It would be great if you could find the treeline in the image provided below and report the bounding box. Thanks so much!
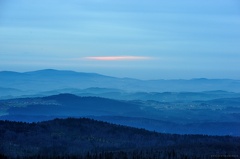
[0,118,239,158]
[0,150,211,159]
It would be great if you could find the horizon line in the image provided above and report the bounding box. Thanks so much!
[0,69,238,81]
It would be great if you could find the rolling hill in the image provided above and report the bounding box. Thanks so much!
[1,94,240,136]
[1,69,240,97]
[0,118,239,158]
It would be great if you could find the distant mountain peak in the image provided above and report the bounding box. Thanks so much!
[24,69,112,78]
[25,69,77,74]
[1,69,240,92]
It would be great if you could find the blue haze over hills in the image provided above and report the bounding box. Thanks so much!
[1,69,240,98]
[1,0,240,157]
[0,69,240,136]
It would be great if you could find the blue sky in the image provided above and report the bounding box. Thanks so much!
[0,0,240,79]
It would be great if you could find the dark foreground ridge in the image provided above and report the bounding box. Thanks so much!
[0,118,239,159]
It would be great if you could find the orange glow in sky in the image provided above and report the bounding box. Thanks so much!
[84,56,151,61]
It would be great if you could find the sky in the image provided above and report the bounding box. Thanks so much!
[0,0,240,79]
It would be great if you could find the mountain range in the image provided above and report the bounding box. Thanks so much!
[1,69,240,99]
[1,69,240,157]
[1,93,240,136]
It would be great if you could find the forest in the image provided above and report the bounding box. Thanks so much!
[0,118,239,159]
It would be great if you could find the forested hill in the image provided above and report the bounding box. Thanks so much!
[0,118,239,159]
[6,93,144,117]
[2,93,240,136]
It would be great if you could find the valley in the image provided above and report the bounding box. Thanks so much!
[0,69,240,158]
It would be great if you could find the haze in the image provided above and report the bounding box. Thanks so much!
[0,0,240,79]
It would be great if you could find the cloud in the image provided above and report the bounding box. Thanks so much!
[83,56,152,61]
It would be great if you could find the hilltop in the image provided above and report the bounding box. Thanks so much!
[0,117,239,158]
[1,69,240,95]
